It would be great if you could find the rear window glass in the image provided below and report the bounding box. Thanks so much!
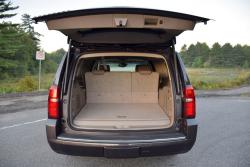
[108,63,138,72]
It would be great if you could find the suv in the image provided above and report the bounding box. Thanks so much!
[34,7,208,158]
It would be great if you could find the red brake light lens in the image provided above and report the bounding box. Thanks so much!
[183,85,196,118]
[48,85,60,119]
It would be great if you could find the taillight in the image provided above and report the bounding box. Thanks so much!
[183,85,196,118]
[48,85,60,119]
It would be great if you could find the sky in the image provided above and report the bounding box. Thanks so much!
[7,0,250,52]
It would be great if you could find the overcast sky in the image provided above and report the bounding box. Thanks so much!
[8,0,250,52]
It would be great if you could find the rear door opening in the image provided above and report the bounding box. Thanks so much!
[69,52,175,130]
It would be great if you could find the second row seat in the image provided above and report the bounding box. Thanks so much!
[85,65,159,103]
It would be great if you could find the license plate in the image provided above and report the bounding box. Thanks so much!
[104,147,139,158]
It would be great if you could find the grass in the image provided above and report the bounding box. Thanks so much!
[0,73,55,94]
[187,68,250,90]
[1,68,250,94]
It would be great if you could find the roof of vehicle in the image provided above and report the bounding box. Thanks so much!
[33,7,209,23]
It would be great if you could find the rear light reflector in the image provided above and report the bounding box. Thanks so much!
[48,85,60,119]
[183,85,196,118]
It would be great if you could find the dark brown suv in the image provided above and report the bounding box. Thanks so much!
[34,7,209,158]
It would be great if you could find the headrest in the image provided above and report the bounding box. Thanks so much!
[99,64,110,72]
[92,64,110,75]
[92,70,105,75]
[135,65,152,74]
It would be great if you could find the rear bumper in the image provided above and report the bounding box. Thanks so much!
[46,119,197,158]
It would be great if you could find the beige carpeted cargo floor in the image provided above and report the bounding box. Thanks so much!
[73,103,170,130]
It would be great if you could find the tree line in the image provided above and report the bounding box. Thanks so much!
[180,42,250,68]
[0,0,65,80]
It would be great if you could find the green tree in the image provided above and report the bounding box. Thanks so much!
[209,42,222,67]
[0,1,41,79]
[0,0,22,79]
[21,14,34,33]
[0,0,18,19]
[232,44,245,67]
[42,48,66,73]
[193,42,210,67]
[220,43,233,67]
[179,42,250,68]
[17,14,41,75]
[180,43,210,67]
[179,44,188,64]
[47,48,66,64]
[21,14,41,41]
[242,45,250,68]
[181,44,187,51]
[192,57,203,67]
[183,44,196,67]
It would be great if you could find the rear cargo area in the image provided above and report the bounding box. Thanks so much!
[74,103,170,130]
[70,53,174,130]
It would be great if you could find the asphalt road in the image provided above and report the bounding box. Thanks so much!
[0,96,250,167]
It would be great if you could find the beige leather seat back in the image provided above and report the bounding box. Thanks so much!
[85,71,131,103]
[85,65,159,104]
[132,65,159,103]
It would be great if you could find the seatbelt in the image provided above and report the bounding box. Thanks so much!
[100,57,107,71]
